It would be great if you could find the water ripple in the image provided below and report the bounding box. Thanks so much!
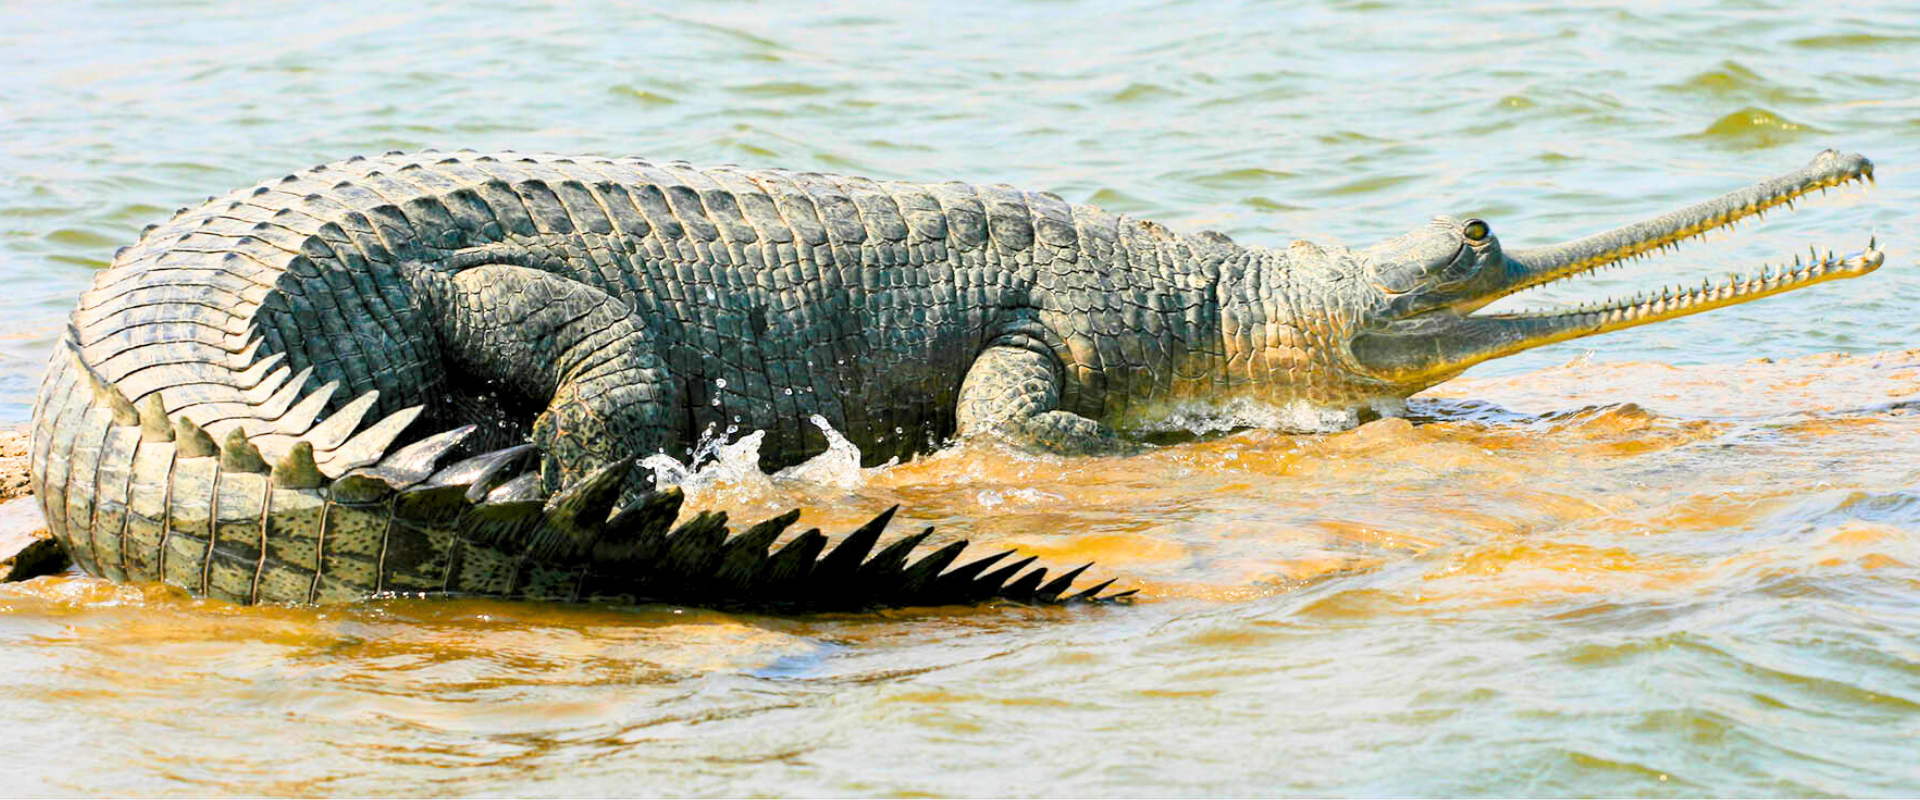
[3,0,1919,795]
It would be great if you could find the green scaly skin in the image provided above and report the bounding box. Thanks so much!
[27,148,1881,608]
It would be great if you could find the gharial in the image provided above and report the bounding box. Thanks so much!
[27,147,1882,610]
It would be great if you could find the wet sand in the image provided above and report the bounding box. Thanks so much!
[1,428,30,504]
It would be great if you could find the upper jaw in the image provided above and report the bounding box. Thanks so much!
[1351,149,1882,388]
[1494,149,1874,302]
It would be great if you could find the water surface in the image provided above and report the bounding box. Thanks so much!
[2,0,1917,795]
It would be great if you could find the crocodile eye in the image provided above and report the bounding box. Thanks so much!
[1462,219,1491,243]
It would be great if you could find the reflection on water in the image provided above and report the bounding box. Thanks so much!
[5,351,1918,795]
[4,0,1920,794]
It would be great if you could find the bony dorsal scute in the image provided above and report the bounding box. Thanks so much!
[173,417,218,458]
[542,457,635,534]
[137,394,173,443]
[272,441,325,490]
[219,428,269,474]
[68,342,138,427]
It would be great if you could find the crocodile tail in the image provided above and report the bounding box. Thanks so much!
[33,334,432,603]
[377,440,1137,610]
[34,337,1132,610]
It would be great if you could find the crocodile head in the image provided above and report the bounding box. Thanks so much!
[1345,149,1882,396]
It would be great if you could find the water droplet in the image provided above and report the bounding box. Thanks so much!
[715,378,728,389]
[783,387,793,395]
[710,397,720,406]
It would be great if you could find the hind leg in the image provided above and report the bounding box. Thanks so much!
[413,265,680,495]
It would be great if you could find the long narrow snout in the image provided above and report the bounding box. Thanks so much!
[1352,150,1882,386]
[1500,150,1874,294]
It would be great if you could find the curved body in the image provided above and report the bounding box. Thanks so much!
[28,149,1880,608]
[69,152,1372,464]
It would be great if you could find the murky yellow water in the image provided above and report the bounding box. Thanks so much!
[6,352,1917,795]
[3,0,1918,795]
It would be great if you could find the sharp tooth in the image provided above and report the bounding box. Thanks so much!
[1869,235,1877,250]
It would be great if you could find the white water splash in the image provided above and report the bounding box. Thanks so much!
[641,415,890,497]
[640,423,775,496]
[771,415,875,488]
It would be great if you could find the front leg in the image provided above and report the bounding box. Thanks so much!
[955,344,1140,456]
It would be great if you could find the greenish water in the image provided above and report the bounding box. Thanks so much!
[2,0,1918,796]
